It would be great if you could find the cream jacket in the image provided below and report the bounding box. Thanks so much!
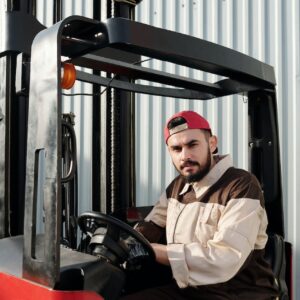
[145,155,268,288]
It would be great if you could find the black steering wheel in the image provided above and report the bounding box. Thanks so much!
[78,211,155,270]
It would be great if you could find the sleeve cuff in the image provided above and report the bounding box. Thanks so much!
[167,243,189,288]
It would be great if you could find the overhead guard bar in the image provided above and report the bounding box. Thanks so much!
[74,55,265,99]
[59,17,276,90]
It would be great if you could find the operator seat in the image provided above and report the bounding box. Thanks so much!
[264,233,289,300]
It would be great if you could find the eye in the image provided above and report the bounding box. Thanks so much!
[188,142,198,148]
[171,146,181,152]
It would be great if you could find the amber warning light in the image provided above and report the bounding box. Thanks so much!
[61,63,76,89]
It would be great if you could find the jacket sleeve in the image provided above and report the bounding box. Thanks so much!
[134,192,168,242]
[144,191,168,227]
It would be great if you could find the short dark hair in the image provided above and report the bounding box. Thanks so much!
[167,116,186,129]
[168,116,212,141]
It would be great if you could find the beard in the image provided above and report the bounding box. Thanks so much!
[178,148,212,183]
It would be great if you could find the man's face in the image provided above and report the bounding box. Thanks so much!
[167,129,217,182]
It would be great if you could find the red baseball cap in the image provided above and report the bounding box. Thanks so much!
[164,111,211,143]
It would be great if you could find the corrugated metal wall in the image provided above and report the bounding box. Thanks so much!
[135,0,250,206]
[36,0,299,297]
[135,2,300,298]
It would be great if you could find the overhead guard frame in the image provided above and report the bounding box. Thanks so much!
[24,15,283,288]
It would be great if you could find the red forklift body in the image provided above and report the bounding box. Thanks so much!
[0,272,103,300]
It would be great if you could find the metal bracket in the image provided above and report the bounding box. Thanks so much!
[114,0,142,6]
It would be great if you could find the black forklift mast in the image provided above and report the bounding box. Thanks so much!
[0,0,138,237]
[0,0,45,238]
[93,0,141,217]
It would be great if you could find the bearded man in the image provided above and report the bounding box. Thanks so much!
[121,111,278,300]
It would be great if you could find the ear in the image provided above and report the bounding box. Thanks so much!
[209,135,218,153]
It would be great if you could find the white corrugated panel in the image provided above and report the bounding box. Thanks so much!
[135,0,249,206]
[35,0,299,297]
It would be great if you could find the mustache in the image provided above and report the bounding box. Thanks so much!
[180,160,200,170]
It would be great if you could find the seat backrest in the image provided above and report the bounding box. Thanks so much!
[264,234,289,299]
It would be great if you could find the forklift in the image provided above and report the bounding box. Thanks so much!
[0,0,292,299]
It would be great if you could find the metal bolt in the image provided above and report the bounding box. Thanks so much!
[249,142,254,148]
[268,141,272,146]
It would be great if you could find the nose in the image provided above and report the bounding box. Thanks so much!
[180,147,191,161]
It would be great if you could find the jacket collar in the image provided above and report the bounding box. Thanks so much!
[179,155,233,198]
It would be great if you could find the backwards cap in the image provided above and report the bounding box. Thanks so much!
[164,111,211,143]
